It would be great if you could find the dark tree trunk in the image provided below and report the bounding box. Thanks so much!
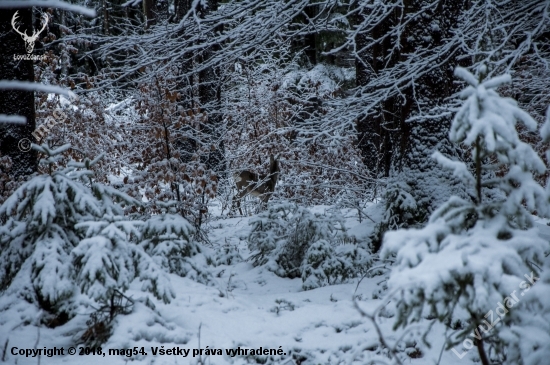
[354,4,377,174]
[143,0,158,28]
[355,0,468,177]
[102,0,109,35]
[172,0,196,163]
[0,8,37,178]
[197,0,226,177]
[397,0,468,170]
[304,4,317,65]
[174,0,192,22]
[289,2,318,67]
[354,3,397,177]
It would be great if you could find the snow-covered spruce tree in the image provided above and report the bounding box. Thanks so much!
[499,107,550,364]
[70,153,175,345]
[73,206,174,307]
[0,144,99,323]
[140,201,212,284]
[380,67,550,365]
[302,237,373,291]
[248,202,371,289]
[369,181,426,252]
[0,144,174,330]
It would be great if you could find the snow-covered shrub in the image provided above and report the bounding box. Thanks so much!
[302,239,372,290]
[140,201,234,285]
[213,243,243,266]
[248,203,345,277]
[370,181,424,252]
[0,144,174,332]
[301,239,338,290]
[248,203,371,289]
[381,67,550,365]
[248,202,294,269]
[269,298,295,315]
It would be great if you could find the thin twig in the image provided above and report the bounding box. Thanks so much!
[34,324,41,365]
[2,338,9,362]
[353,289,404,365]
[436,328,449,365]
[353,264,389,297]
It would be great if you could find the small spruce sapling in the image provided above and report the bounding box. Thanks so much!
[73,204,175,306]
[70,156,176,345]
[498,106,550,364]
[140,201,196,270]
[0,144,101,321]
[381,66,550,365]
[0,143,176,333]
[140,201,211,284]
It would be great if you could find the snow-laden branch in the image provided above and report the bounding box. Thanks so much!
[69,0,311,90]
[0,114,26,125]
[0,81,77,100]
[54,0,550,149]
[0,0,96,17]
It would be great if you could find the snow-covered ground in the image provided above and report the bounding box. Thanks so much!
[2,202,548,365]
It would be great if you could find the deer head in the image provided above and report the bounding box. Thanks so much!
[12,11,49,54]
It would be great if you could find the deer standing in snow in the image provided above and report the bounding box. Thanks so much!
[232,155,280,215]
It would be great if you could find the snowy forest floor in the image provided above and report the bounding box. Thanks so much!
[2,201,550,365]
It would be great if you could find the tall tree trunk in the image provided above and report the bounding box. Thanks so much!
[354,3,397,177]
[143,0,157,28]
[354,3,377,174]
[356,0,468,178]
[175,0,191,22]
[0,8,37,179]
[398,0,468,170]
[172,0,196,163]
[197,0,226,176]
[304,3,317,65]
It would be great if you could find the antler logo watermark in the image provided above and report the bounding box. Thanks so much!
[11,11,48,60]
